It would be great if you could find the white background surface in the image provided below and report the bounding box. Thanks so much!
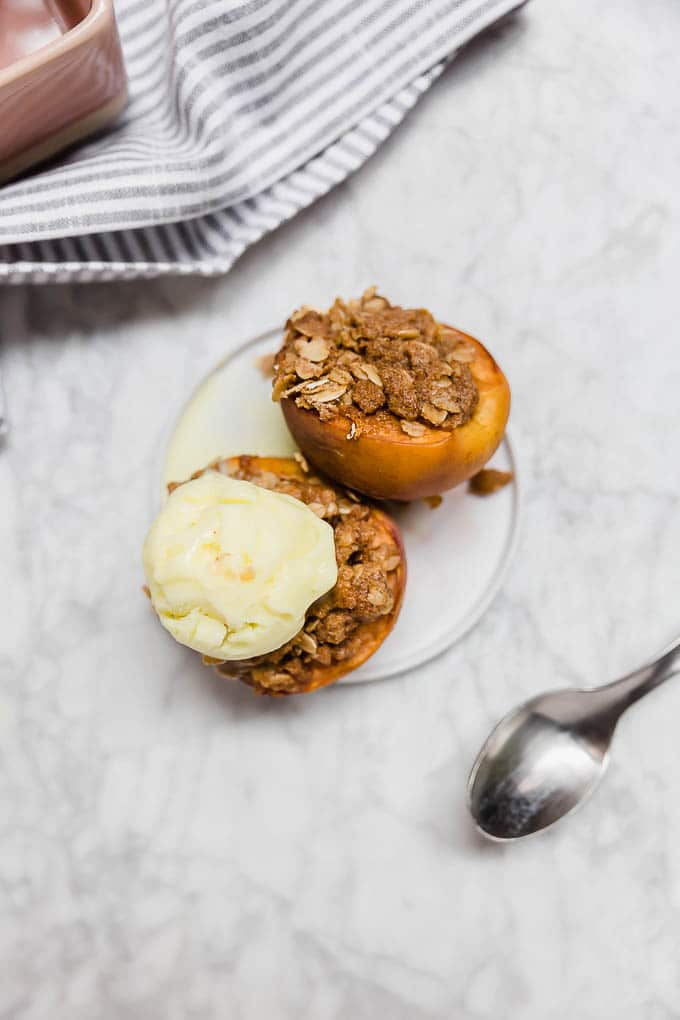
[3,1,680,1016]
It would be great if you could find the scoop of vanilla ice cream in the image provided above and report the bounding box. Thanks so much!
[143,471,337,660]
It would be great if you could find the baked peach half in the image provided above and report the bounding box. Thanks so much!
[192,455,406,695]
[273,290,510,501]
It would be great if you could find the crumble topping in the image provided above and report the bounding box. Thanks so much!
[183,456,403,695]
[468,468,514,496]
[256,351,276,377]
[424,495,443,510]
[272,288,479,437]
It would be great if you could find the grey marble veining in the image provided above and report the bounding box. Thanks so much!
[2,1,680,1017]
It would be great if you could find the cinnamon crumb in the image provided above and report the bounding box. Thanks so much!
[424,495,443,509]
[256,352,276,378]
[272,290,479,433]
[468,469,513,496]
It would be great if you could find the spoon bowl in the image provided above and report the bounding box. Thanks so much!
[467,690,615,840]
[467,636,680,841]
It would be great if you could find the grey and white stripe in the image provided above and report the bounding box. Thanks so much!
[0,0,524,284]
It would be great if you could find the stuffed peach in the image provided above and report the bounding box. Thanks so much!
[273,289,510,501]
[185,455,406,695]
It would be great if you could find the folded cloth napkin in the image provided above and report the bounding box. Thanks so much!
[0,0,524,285]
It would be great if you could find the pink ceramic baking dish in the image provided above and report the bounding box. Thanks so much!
[0,0,127,183]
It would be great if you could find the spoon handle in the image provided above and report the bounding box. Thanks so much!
[602,635,680,713]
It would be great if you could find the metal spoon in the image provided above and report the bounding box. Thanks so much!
[467,636,680,841]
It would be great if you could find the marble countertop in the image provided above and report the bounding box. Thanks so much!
[3,1,680,1016]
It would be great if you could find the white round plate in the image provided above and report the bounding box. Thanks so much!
[163,329,519,684]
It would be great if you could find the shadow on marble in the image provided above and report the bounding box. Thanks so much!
[3,274,219,352]
[452,1,531,83]
[187,652,366,724]
[458,810,513,855]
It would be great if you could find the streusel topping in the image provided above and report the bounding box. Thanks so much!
[273,288,479,438]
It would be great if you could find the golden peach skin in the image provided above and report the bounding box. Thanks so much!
[280,327,510,502]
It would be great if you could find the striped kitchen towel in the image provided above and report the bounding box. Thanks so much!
[0,0,525,285]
